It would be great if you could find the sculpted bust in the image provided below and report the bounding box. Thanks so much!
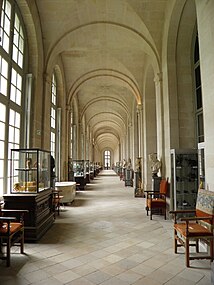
[149,153,161,176]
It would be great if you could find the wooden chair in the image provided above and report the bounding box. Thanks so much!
[52,189,64,217]
[0,207,28,266]
[145,178,168,220]
[170,188,214,267]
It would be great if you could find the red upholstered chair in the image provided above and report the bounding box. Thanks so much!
[170,188,214,267]
[0,206,28,266]
[145,178,168,220]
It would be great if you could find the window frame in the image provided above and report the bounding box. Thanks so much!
[0,0,26,196]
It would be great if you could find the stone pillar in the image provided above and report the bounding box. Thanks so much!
[154,73,164,162]
[127,121,131,159]
[118,142,121,162]
[73,124,77,160]
[136,104,143,157]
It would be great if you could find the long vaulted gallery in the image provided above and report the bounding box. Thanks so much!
[0,0,214,284]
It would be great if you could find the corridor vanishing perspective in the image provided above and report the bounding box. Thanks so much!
[0,171,212,285]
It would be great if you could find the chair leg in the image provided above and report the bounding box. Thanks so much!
[146,206,149,216]
[210,238,214,262]
[174,230,178,254]
[196,240,199,253]
[6,238,11,267]
[185,238,190,267]
[21,230,24,254]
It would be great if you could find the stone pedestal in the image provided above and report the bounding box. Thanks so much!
[152,176,161,192]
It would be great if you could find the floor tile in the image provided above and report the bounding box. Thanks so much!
[0,170,212,285]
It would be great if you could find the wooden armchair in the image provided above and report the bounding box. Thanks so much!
[0,207,28,266]
[170,188,214,267]
[52,189,64,217]
[145,178,168,220]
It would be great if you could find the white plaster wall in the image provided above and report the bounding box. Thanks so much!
[195,0,214,191]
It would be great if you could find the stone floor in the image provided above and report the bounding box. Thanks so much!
[0,170,212,284]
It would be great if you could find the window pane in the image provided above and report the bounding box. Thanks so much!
[195,66,201,88]
[19,34,24,52]
[12,46,18,62]
[15,128,19,143]
[17,70,22,89]
[0,77,7,95]
[16,90,21,105]
[18,53,23,67]
[11,68,16,85]
[0,160,4,176]
[1,57,8,77]
[194,36,199,63]
[2,34,9,52]
[14,13,20,30]
[9,109,15,125]
[15,111,20,128]
[0,142,5,159]
[0,179,3,196]
[5,1,11,17]
[4,15,10,35]
[0,103,6,122]
[0,0,11,54]
[196,87,202,110]
[0,122,5,140]
[10,69,22,105]
[197,113,204,143]
[51,108,55,118]
[10,85,16,102]
[8,126,14,142]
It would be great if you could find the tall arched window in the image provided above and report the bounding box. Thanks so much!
[0,0,26,195]
[194,33,204,143]
[104,150,110,169]
[194,31,205,188]
[50,73,57,159]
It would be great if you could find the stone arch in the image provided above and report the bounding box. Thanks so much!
[162,0,197,179]
[68,69,142,106]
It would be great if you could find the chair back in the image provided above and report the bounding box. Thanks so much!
[159,179,168,194]
[196,188,214,228]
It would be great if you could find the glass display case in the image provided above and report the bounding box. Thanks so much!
[90,161,94,180]
[10,148,51,194]
[171,149,198,211]
[125,168,133,187]
[85,159,90,183]
[73,160,86,178]
[198,142,205,189]
[73,160,86,190]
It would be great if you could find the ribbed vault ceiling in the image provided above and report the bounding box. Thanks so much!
[36,0,167,153]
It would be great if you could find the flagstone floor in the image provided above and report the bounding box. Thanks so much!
[0,170,212,284]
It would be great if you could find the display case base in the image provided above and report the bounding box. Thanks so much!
[3,189,54,242]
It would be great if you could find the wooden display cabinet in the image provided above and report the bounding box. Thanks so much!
[73,160,86,190]
[171,149,198,212]
[3,148,54,241]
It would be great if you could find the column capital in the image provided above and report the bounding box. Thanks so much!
[136,103,143,113]
[66,104,72,112]
[44,72,51,84]
[154,72,163,84]
[128,121,132,128]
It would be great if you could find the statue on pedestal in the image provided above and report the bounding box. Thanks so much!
[122,159,127,168]
[149,153,161,177]
[127,158,132,169]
